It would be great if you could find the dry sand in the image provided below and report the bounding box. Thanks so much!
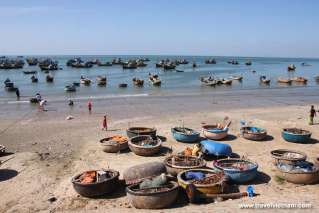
[0,100,319,212]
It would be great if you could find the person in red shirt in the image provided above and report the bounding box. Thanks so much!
[102,115,107,131]
[87,101,92,113]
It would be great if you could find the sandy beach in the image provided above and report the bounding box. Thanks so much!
[0,91,319,213]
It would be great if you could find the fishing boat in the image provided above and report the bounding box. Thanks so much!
[245,61,252,66]
[123,62,137,69]
[163,63,176,70]
[277,77,292,84]
[149,74,161,86]
[73,82,80,87]
[26,57,38,66]
[31,75,38,83]
[287,64,296,71]
[175,69,184,72]
[80,76,91,85]
[202,123,230,140]
[260,76,270,84]
[96,76,107,86]
[199,77,216,86]
[118,83,127,88]
[240,126,267,141]
[126,181,179,209]
[171,127,200,143]
[213,158,258,183]
[291,76,307,83]
[281,128,311,143]
[97,61,112,66]
[132,78,144,87]
[164,155,206,176]
[65,85,76,92]
[23,70,37,74]
[205,59,216,64]
[270,149,307,165]
[71,169,120,197]
[128,135,162,156]
[301,62,311,66]
[231,75,243,81]
[275,161,319,184]
[46,75,54,83]
[222,78,232,85]
[126,127,157,138]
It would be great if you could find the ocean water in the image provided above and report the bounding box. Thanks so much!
[1,55,319,103]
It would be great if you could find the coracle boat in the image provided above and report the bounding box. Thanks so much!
[123,62,137,69]
[123,162,166,185]
[71,169,120,197]
[128,135,162,156]
[46,75,54,83]
[177,169,225,195]
[64,85,76,92]
[163,63,176,70]
[23,70,37,74]
[171,127,200,143]
[275,161,319,184]
[260,76,270,84]
[214,158,258,183]
[270,149,307,165]
[31,75,38,83]
[202,124,229,140]
[99,135,128,153]
[245,61,252,66]
[240,126,267,141]
[277,77,292,84]
[80,77,91,85]
[281,128,311,143]
[118,83,127,88]
[96,76,107,86]
[132,78,144,87]
[149,74,161,86]
[205,59,216,64]
[287,64,296,71]
[291,76,307,83]
[126,181,179,209]
[127,127,157,138]
[164,155,206,176]
[200,140,232,157]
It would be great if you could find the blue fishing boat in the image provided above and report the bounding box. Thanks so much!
[281,128,311,143]
[214,158,258,183]
[200,140,232,157]
[171,127,200,143]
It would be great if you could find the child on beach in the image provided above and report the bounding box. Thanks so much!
[87,101,92,113]
[102,115,107,131]
[309,105,317,125]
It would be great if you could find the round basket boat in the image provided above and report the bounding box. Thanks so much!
[126,127,157,138]
[129,135,162,156]
[270,149,307,165]
[71,169,120,197]
[202,125,228,140]
[213,158,258,183]
[177,169,225,194]
[281,128,311,143]
[123,162,167,185]
[99,136,128,153]
[126,181,179,209]
[171,127,200,143]
[164,155,206,176]
[275,162,319,184]
[240,126,267,141]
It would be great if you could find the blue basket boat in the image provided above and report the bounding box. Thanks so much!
[281,128,311,143]
[171,127,200,143]
[200,140,232,157]
[213,158,258,183]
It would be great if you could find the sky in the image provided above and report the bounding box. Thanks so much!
[0,0,318,57]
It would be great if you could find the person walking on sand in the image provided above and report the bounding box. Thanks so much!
[15,88,20,100]
[87,101,92,113]
[309,105,317,125]
[102,115,107,131]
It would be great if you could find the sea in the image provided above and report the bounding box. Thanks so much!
[1,55,319,104]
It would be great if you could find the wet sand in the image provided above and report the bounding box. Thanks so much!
[0,90,319,212]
